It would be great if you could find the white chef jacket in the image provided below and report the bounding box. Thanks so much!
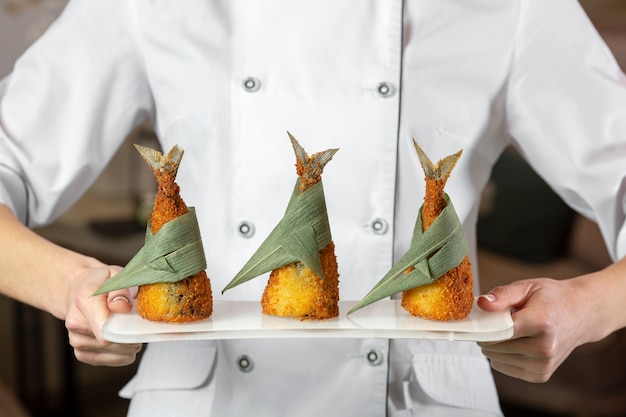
[2,0,626,416]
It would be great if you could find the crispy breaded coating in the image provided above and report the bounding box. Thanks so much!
[135,145,213,323]
[262,242,339,320]
[261,134,339,320]
[148,169,188,232]
[401,258,473,320]
[401,144,474,321]
[137,271,213,323]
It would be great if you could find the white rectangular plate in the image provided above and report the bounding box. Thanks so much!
[103,299,513,343]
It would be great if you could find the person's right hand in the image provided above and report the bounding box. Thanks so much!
[0,204,142,367]
[64,265,142,366]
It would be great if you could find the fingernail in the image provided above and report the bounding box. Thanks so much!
[480,293,497,302]
[112,296,130,305]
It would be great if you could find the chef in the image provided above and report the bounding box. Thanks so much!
[1,1,626,416]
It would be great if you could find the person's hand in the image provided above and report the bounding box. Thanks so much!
[64,265,142,367]
[477,276,606,383]
[0,204,142,366]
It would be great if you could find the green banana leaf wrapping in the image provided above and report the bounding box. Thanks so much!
[347,194,468,314]
[92,207,207,295]
[222,178,331,293]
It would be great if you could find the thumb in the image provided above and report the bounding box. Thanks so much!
[477,281,532,312]
[105,266,137,313]
[107,287,137,313]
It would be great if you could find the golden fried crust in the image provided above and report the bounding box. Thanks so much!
[421,178,448,230]
[136,166,212,323]
[136,271,213,323]
[399,171,474,321]
[150,169,188,234]
[401,257,474,321]
[261,242,339,320]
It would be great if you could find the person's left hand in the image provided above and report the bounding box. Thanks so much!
[477,276,606,382]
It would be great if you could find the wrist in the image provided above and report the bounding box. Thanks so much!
[576,260,626,344]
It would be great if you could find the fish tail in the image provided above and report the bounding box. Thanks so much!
[414,140,462,230]
[134,144,187,233]
[413,140,462,183]
[134,144,184,178]
[288,131,339,193]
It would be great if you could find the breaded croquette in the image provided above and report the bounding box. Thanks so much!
[262,242,339,319]
[260,134,340,320]
[134,144,213,323]
[401,143,474,320]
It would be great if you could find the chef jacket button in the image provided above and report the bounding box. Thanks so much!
[370,218,388,235]
[238,221,255,238]
[242,77,261,92]
[237,355,254,372]
[365,349,383,366]
[376,82,394,98]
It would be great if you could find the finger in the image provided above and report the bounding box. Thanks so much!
[75,350,138,367]
[106,265,135,313]
[487,358,550,383]
[69,331,142,355]
[66,282,110,341]
[479,332,551,360]
[81,292,111,342]
[69,331,143,367]
[78,267,130,341]
[479,302,547,348]
[67,319,143,367]
[478,280,546,342]
[73,344,143,367]
[481,346,552,369]
[487,350,563,383]
[65,266,144,367]
[477,280,534,312]
[484,344,558,383]
[107,287,137,313]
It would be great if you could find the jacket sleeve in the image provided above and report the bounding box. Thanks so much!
[0,0,154,227]
[505,0,626,260]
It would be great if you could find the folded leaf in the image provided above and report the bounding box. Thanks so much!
[92,207,207,295]
[347,194,468,314]
[222,179,331,293]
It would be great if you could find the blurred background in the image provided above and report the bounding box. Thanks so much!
[0,1,625,416]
